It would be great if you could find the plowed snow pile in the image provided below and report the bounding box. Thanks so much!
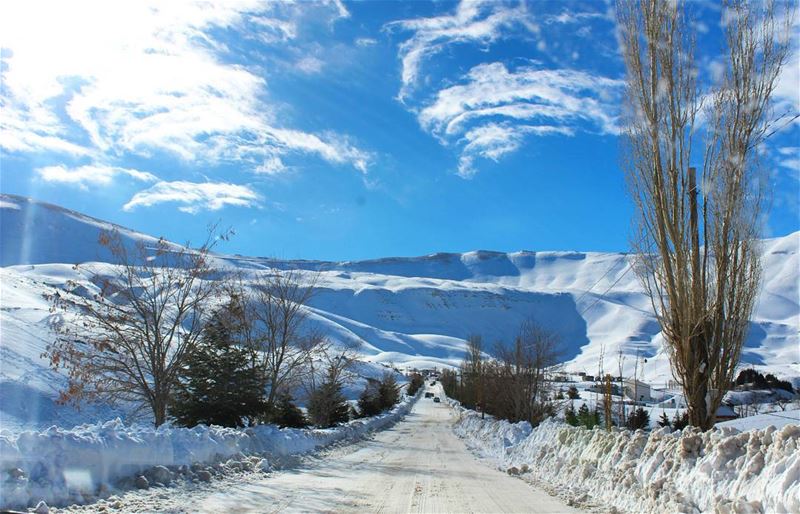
[453,409,800,513]
[0,394,418,510]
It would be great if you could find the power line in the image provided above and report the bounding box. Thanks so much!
[578,264,635,318]
[755,411,800,422]
[573,257,626,306]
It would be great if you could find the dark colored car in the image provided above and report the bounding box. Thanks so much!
[433,397,441,403]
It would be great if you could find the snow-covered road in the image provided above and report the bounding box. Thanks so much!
[63,385,579,513]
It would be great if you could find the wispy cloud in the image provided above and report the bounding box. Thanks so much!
[355,37,378,47]
[777,146,799,179]
[123,181,261,214]
[420,63,622,137]
[458,123,573,177]
[419,62,622,177]
[36,164,158,190]
[388,0,621,177]
[0,0,369,177]
[295,56,325,74]
[387,0,537,101]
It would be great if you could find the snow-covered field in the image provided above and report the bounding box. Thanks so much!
[452,404,800,514]
[2,193,797,432]
[0,391,419,510]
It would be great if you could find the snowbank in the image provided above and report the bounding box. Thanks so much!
[453,408,800,514]
[0,393,419,510]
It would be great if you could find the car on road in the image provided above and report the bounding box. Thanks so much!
[425,392,434,398]
[433,397,441,403]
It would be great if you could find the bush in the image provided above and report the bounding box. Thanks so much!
[567,386,580,399]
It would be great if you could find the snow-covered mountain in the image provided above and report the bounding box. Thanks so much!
[1,194,798,429]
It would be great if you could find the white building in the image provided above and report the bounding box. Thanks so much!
[623,378,652,403]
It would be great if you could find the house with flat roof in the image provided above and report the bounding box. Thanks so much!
[623,378,652,403]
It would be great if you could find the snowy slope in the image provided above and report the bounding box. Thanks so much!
[1,194,798,429]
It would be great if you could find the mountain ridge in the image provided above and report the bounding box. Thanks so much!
[0,193,797,430]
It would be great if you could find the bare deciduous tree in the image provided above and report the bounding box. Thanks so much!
[236,268,327,413]
[618,0,792,429]
[466,334,486,418]
[495,321,561,425]
[46,228,227,426]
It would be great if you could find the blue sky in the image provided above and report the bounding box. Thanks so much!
[1,0,798,261]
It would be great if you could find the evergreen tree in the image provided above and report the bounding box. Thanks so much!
[406,373,425,396]
[672,411,690,431]
[308,365,350,428]
[626,407,650,430]
[272,391,308,428]
[378,372,400,410]
[658,411,671,428]
[567,386,580,400]
[357,380,382,417]
[577,403,600,429]
[171,300,267,427]
[565,404,579,426]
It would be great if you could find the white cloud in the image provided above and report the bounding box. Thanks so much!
[295,56,325,74]
[777,146,799,178]
[387,0,537,101]
[417,62,621,177]
[123,181,261,214]
[457,123,572,177]
[254,154,287,175]
[355,37,378,47]
[388,0,621,177]
[36,164,158,189]
[421,63,622,136]
[0,0,370,174]
[546,11,607,25]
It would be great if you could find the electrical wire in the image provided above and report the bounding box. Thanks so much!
[578,264,635,317]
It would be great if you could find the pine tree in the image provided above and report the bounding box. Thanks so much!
[567,386,580,400]
[308,365,350,428]
[357,379,382,418]
[672,411,690,431]
[626,407,650,430]
[576,403,600,429]
[658,411,671,428]
[406,373,425,396]
[171,300,267,428]
[565,404,579,426]
[378,372,400,410]
[272,392,308,428]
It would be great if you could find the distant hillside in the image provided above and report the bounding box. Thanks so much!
[1,193,797,429]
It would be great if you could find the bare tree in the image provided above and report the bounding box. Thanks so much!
[46,228,227,426]
[237,268,327,414]
[303,339,361,400]
[466,334,486,418]
[618,0,792,430]
[494,321,561,425]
